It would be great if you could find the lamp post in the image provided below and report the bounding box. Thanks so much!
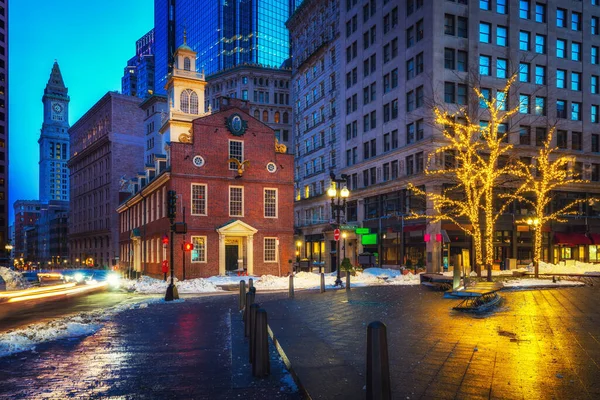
[527,217,541,278]
[4,244,12,268]
[342,232,347,260]
[328,173,350,287]
[296,240,302,261]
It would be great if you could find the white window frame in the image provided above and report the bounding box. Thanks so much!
[191,236,207,263]
[228,140,244,170]
[229,186,244,217]
[264,188,278,218]
[264,237,278,263]
[190,183,207,216]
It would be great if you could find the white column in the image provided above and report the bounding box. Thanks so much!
[247,234,254,276]
[219,234,226,276]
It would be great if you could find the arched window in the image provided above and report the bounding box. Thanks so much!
[274,111,280,123]
[254,109,260,119]
[180,89,198,114]
[263,110,269,122]
[183,57,191,71]
[283,112,289,123]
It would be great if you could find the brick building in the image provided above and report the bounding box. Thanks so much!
[117,99,294,279]
[68,92,145,268]
[12,200,42,261]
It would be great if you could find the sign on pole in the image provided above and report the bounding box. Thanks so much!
[334,228,341,241]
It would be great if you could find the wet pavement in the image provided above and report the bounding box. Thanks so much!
[258,285,600,399]
[0,295,299,399]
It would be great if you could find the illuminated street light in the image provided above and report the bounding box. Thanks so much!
[328,172,350,287]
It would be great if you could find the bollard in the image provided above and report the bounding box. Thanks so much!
[366,321,391,400]
[346,272,351,291]
[248,278,254,290]
[320,273,325,293]
[253,309,270,377]
[239,280,247,311]
[249,303,260,363]
[243,290,256,328]
[453,265,461,291]
[289,275,294,298]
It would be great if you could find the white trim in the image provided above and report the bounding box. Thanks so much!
[229,185,244,217]
[264,188,278,218]
[264,237,278,263]
[191,235,207,263]
[190,183,208,216]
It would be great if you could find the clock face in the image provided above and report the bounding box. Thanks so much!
[52,103,63,114]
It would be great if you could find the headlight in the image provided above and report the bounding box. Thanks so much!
[74,272,84,283]
[106,273,120,289]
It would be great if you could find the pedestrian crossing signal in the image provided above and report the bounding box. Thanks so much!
[182,242,194,252]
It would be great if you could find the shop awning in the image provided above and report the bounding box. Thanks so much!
[403,224,426,232]
[589,233,600,244]
[553,232,591,246]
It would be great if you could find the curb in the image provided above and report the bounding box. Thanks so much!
[267,323,312,400]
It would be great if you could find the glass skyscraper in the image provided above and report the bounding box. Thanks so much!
[154,0,291,95]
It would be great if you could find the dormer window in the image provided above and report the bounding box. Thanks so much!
[180,89,199,114]
[183,57,191,71]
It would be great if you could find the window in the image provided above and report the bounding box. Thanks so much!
[592,75,599,94]
[593,105,599,123]
[535,66,545,85]
[557,69,566,89]
[535,34,546,54]
[519,0,530,19]
[593,46,599,64]
[519,63,530,83]
[480,88,491,109]
[445,48,455,69]
[572,12,581,31]
[479,22,491,43]
[457,84,468,105]
[444,14,455,35]
[457,17,468,38]
[497,58,507,79]
[557,130,568,149]
[444,82,455,103]
[406,27,414,48]
[496,0,507,14]
[479,55,491,75]
[457,51,468,71]
[557,8,566,27]
[535,97,546,116]
[519,94,529,114]
[191,184,207,215]
[406,155,414,176]
[497,91,507,111]
[496,26,508,46]
[229,140,243,169]
[571,72,581,91]
[535,3,545,23]
[407,123,415,144]
[572,102,581,121]
[183,57,191,71]
[264,238,277,262]
[480,0,490,10]
[593,135,600,153]
[572,131,582,150]
[535,127,546,146]
[180,89,199,114]
[264,189,277,218]
[229,186,244,216]
[191,236,206,263]
[519,126,531,145]
[593,17,599,35]
[406,59,414,80]
[557,100,567,118]
[416,52,424,75]
[519,31,530,51]
[556,39,566,58]
[572,42,581,61]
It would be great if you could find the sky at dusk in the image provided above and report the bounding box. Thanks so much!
[8,1,153,223]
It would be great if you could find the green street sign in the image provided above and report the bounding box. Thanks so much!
[355,228,370,234]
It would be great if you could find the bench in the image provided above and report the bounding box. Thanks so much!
[420,273,453,291]
[449,281,504,311]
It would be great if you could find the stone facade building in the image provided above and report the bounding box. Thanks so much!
[205,65,293,151]
[67,92,145,268]
[288,0,344,272]
[12,200,41,262]
[117,99,294,279]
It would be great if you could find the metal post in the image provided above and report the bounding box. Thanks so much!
[165,227,179,301]
[239,280,246,310]
[346,272,350,291]
[182,205,186,281]
[249,278,254,290]
[320,273,325,293]
[243,288,255,329]
[453,264,461,291]
[249,303,260,363]
[253,309,270,377]
[289,275,294,298]
[366,321,391,400]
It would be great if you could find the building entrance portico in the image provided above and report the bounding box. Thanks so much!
[217,220,258,276]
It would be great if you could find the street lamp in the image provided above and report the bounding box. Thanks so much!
[328,173,350,286]
[527,217,541,278]
[4,244,12,268]
[342,232,347,261]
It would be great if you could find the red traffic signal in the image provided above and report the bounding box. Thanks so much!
[162,235,169,245]
[182,242,194,252]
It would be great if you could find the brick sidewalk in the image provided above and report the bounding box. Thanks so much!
[260,285,600,400]
[0,295,300,399]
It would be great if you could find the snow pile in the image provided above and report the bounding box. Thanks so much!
[504,278,585,289]
[0,300,159,357]
[538,260,600,275]
[0,267,31,290]
[122,275,220,294]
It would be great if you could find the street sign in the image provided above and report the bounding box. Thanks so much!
[334,229,341,241]
[356,228,370,234]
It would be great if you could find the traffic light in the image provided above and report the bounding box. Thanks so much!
[167,190,177,220]
[162,235,169,245]
[182,242,194,252]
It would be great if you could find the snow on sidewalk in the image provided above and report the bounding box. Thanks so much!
[0,267,31,290]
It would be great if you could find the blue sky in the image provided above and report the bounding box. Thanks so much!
[9,1,153,223]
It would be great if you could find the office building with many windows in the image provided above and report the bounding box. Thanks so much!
[329,0,600,271]
[154,0,291,95]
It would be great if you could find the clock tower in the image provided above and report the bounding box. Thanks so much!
[39,61,70,203]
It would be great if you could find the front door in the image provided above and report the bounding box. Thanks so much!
[225,245,239,271]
